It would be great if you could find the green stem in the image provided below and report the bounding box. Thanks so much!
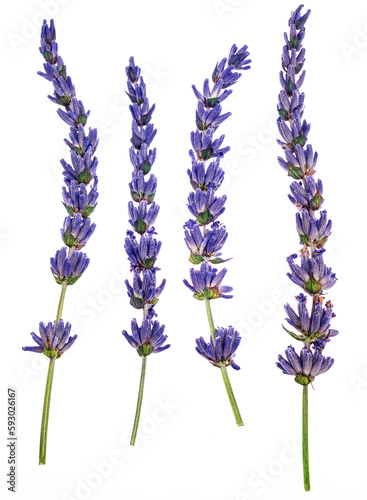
[303,385,310,491]
[220,364,244,426]
[130,355,147,446]
[205,298,216,343]
[39,281,68,465]
[204,298,244,426]
[55,281,68,324]
[39,357,55,465]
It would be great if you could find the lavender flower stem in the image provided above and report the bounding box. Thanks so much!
[205,299,243,426]
[303,385,310,491]
[39,357,55,465]
[130,355,147,446]
[39,280,67,464]
[55,280,68,325]
[220,364,244,426]
[205,298,216,344]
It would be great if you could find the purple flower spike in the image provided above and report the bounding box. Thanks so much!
[184,220,229,265]
[50,247,89,285]
[128,200,160,235]
[129,171,157,204]
[275,5,338,361]
[188,151,225,191]
[183,44,251,427]
[275,6,337,490]
[187,188,227,225]
[23,320,77,359]
[123,56,167,352]
[122,57,168,445]
[62,178,99,218]
[183,262,233,300]
[296,210,332,248]
[61,213,96,249]
[276,345,334,385]
[196,326,241,370]
[286,252,337,295]
[283,296,338,345]
[122,319,170,357]
[125,230,161,272]
[37,18,99,285]
[125,270,165,312]
[24,18,100,466]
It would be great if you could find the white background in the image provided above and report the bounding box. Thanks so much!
[1,0,367,498]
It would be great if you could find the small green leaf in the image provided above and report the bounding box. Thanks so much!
[63,232,76,247]
[193,293,204,301]
[201,149,212,161]
[143,257,155,269]
[299,234,310,246]
[130,296,144,309]
[44,50,53,63]
[84,206,96,217]
[210,257,231,264]
[134,219,148,235]
[67,275,80,286]
[44,349,58,359]
[138,345,153,356]
[73,146,84,155]
[189,253,204,265]
[197,210,213,225]
[310,193,323,210]
[130,190,140,203]
[78,169,93,185]
[207,97,219,107]
[293,135,307,148]
[316,236,328,249]
[58,65,67,80]
[295,374,310,386]
[140,162,151,175]
[58,94,72,106]
[77,114,87,126]
[289,166,304,180]
[278,108,289,120]
[305,278,322,295]
[282,325,305,341]
[289,36,300,49]
[285,79,297,95]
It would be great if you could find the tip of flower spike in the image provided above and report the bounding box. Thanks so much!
[292,6,311,29]
[126,56,141,83]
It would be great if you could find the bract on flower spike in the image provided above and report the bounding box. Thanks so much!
[122,57,169,446]
[183,44,251,425]
[275,5,338,492]
[22,19,99,465]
